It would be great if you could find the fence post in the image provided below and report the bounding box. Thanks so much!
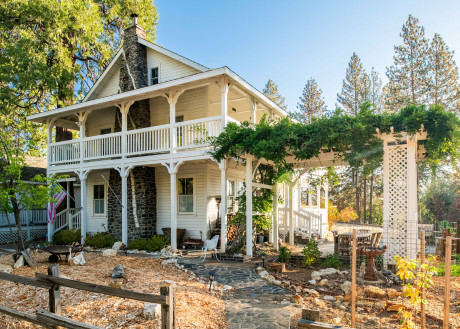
[443,236,452,329]
[160,284,176,329]
[48,264,61,329]
[351,229,357,328]
[420,230,426,329]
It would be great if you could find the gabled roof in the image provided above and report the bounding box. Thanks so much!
[83,38,209,102]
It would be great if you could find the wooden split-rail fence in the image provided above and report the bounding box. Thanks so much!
[0,264,176,329]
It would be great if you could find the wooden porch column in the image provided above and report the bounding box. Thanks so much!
[288,183,294,246]
[46,119,55,242]
[245,156,253,257]
[273,182,279,250]
[221,80,229,131]
[121,171,128,245]
[164,90,184,153]
[77,171,89,244]
[219,160,227,253]
[162,161,182,251]
[316,185,321,208]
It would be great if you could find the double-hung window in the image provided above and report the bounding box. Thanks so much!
[151,67,159,85]
[93,185,105,215]
[178,177,194,213]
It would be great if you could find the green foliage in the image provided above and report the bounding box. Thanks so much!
[278,246,291,263]
[321,254,342,269]
[128,235,169,252]
[210,104,460,177]
[52,229,81,245]
[85,232,118,249]
[301,240,321,266]
[263,79,287,110]
[437,263,460,277]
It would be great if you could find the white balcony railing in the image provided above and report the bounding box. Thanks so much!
[127,124,170,155]
[49,116,224,165]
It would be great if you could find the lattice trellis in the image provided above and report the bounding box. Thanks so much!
[0,227,47,244]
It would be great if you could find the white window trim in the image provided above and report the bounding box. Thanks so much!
[92,183,107,217]
[177,174,196,215]
[149,64,161,85]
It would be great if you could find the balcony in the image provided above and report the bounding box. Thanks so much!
[48,116,224,166]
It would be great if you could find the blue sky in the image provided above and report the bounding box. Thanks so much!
[154,0,460,112]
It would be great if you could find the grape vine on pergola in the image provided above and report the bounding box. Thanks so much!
[210,104,460,265]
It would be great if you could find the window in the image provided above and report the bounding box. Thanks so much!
[100,128,111,135]
[93,185,105,214]
[227,180,236,213]
[178,178,194,213]
[150,67,159,85]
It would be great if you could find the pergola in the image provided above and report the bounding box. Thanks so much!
[239,129,426,267]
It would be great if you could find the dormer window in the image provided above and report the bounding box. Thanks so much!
[151,67,159,85]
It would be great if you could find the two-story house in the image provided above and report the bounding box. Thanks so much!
[27,15,288,253]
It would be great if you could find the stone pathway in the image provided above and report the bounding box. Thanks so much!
[179,259,295,329]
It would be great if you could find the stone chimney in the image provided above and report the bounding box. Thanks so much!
[119,13,148,92]
[108,14,156,241]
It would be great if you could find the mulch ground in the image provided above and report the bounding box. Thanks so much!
[0,251,226,329]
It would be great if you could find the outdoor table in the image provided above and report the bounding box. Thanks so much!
[334,231,372,260]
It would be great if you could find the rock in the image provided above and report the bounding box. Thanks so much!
[111,264,125,278]
[161,279,175,286]
[280,300,292,306]
[143,303,161,319]
[161,258,177,265]
[341,281,352,295]
[14,255,24,269]
[282,280,290,288]
[295,286,303,294]
[386,304,405,312]
[374,301,386,311]
[333,317,341,325]
[256,267,264,273]
[112,241,125,251]
[109,281,123,288]
[292,294,303,304]
[318,279,328,286]
[311,275,321,281]
[308,279,316,285]
[312,268,337,278]
[323,295,334,301]
[259,270,269,279]
[59,274,71,279]
[304,289,320,298]
[272,280,282,286]
[223,285,233,290]
[314,298,326,308]
[102,249,117,257]
[364,286,386,299]
[0,264,13,273]
[387,289,403,299]
[265,275,275,283]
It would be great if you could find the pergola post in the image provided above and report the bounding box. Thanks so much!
[219,160,227,253]
[272,182,279,250]
[288,183,294,246]
[245,156,253,257]
[406,136,418,260]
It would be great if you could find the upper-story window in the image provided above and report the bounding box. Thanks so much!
[151,67,159,85]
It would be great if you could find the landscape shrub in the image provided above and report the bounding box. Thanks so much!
[85,232,118,248]
[52,229,81,245]
[128,235,169,252]
[301,239,321,266]
[278,246,291,263]
[321,253,342,269]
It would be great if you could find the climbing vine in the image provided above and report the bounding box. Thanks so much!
[209,104,460,178]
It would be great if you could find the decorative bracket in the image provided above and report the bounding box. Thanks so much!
[161,161,183,175]
[116,100,135,115]
[114,165,134,178]
[162,88,185,105]
[75,169,90,181]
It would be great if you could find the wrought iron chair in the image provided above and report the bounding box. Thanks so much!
[202,235,220,261]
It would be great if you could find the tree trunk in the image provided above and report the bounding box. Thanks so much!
[11,198,25,251]
[4,212,16,246]
[363,177,367,223]
[369,174,374,224]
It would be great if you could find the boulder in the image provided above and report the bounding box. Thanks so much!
[102,249,117,257]
[304,289,320,298]
[387,289,403,299]
[259,270,269,279]
[323,295,334,301]
[0,264,13,273]
[111,264,125,278]
[112,241,125,251]
[292,294,303,304]
[341,281,352,295]
[308,279,316,285]
[143,303,161,320]
[318,279,328,286]
[13,255,24,269]
[364,286,386,299]
[311,268,337,278]
[386,303,406,312]
[161,258,177,265]
[272,279,282,286]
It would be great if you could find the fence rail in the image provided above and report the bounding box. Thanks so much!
[0,264,176,329]
[0,209,47,227]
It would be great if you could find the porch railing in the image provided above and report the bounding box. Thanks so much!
[49,116,224,165]
[0,209,47,227]
[54,208,81,233]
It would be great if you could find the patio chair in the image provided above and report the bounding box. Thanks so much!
[202,235,220,261]
[337,234,352,259]
[365,232,382,248]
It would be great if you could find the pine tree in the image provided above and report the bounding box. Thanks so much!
[295,78,327,124]
[263,79,287,110]
[428,33,460,113]
[385,15,429,111]
[368,68,384,113]
[337,52,368,115]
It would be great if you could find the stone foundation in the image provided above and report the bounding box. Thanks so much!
[107,166,157,240]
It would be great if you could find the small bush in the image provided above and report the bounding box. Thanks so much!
[321,254,342,269]
[278,246,291,263]
[301,239,321,266]
[437,263,460,277]
[85,232,118,248]
[128,235,169,252]
[52,229,81,245]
